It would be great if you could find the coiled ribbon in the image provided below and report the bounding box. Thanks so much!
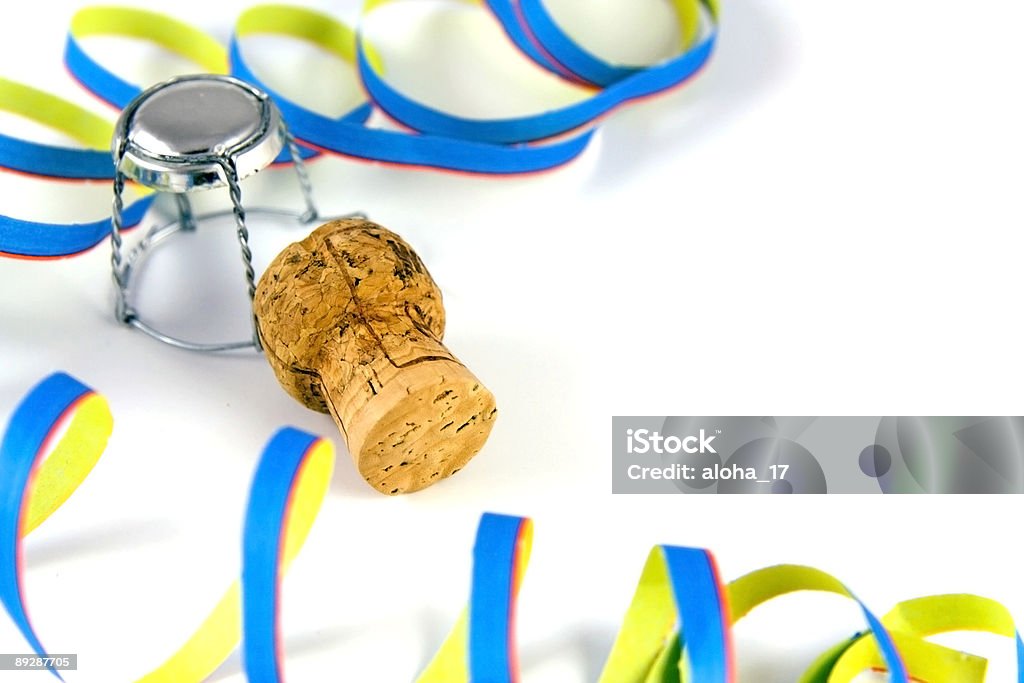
[2,372,1022,681]
[0,1,716,258]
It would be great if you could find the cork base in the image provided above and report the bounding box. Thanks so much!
[345,360,497,495]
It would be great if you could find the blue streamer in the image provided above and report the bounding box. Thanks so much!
[2,1,719,260]
[356,33,715,146]
[0,194,153,259]
[662,546,731,683]
[0,132,114,180]
[0,373,93,681]
[63,32,140,111]
[469,513,524,682]
[64,32,319,165]
[479,0,576,81]
[854,597,910,682]
[510,0,641,87]
[241,427,321,683]
[229,39,594,175]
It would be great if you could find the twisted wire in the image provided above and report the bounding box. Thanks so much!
[221,159,263,350]
[284,128,318,223]
[110,169,132,322]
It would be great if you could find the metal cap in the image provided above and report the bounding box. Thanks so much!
[112,75,284,193]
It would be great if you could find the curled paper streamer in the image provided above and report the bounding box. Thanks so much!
[0,373,111,680]
[0,78,154,259]
[0,78,116,180]
[64,6,322,167]
[1,373,1023,681]
[242,428,335,682]
[598,545,737,683]
[0,373,334,681]
[2,0,717,256]
[0,7,226,258]
[353,0,716,145]
[67,2,717,173]
[132,429,333,683]
[229,4,592,175]
[414,513,535,683]
[65,6,230,110]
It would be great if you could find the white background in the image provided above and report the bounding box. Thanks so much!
[1,0,1023,681]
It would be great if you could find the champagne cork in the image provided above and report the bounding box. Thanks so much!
[254,218,497,495]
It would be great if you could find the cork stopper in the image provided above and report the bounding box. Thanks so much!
[254,219,497,495]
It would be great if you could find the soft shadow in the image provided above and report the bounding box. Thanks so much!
[590,0,795,185]
[206,607,448,681]
[517,624,618,681]
[206,624,357,682]
[26,518,178,568]
[413,607,460,671]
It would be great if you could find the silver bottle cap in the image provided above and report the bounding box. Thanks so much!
[112,74,284,193]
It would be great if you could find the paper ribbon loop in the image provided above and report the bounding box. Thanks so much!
[724,564,909,681]
[230,4,594,175]
[138,428,333,683]
[0,372,111,680]
[356,0,718,144]
[414,513,533,683]
[59,4,599,176]
[0,77,115,179]
[66,6,229,109]
[0,76,154,259]
[242,428,335,683]
[0,192,153,260]
[597,545,735,683]
[818,593,1024,683]
[2,0,718,258]
[491,0,705,87]
[0,373,336,682]
[468,513,533,682]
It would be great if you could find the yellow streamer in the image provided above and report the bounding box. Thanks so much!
[70,6,228,75]
[22,392,111,535]
[0,79,113,151]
